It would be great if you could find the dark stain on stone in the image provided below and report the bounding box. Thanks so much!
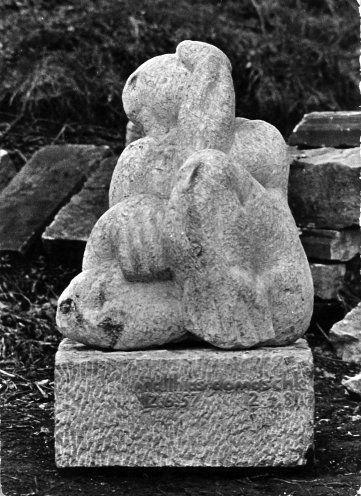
[128,73,138,91]
[98,317,125,347]
[191,241,203,257]
[98,287,106,306]
[75,311,83,325]
[189,163,201,184]
[59,298,75,315]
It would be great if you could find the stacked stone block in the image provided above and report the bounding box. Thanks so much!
[288,112,360,307]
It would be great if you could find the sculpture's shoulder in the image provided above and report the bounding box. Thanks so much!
[233,118,288,160]
[119,130,179,164]
[235,117,283,137]
[119,135,156,162]
[109,136,155,206]
[230,118,289,195]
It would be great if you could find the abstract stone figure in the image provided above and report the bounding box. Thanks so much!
[57,41,314,350]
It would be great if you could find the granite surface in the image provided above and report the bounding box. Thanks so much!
[57,41,313,350]
[55,338,314,467]
[289,147,360,229]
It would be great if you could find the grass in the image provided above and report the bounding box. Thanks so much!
[0,251,78,369]
[0,0,359,138]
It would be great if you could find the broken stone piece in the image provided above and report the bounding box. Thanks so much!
[0,145,110,255]
[42,156,117,262]
[300,228,360,262]
[289,147,360,229]
[55,338,314,467]
[342,373,361,397]
[329,303,361,363]
[57,41,313,350]
[309,263,346,300]
[288,111,361,148]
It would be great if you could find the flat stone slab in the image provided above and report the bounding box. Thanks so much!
[55,338,314,468]
[0,145,110,255]
[300,228,360,262]
[288,111,361,148]
[42,156,117,262]
[310,263,346,300]
[330,303,361,363]
[288,147,360,229]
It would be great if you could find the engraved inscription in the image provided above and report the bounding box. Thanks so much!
[133,364,311,395]
[136,389,312,410]
[137,392,198,409]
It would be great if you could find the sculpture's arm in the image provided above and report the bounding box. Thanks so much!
[83,194,170,282]
[176,41,236,158]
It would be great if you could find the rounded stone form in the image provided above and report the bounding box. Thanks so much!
[57,40,314,351]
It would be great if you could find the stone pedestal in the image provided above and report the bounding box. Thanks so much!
[55,338,314,468]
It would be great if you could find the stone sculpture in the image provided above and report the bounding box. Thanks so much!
[56,40,314,350]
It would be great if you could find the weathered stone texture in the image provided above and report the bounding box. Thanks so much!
[288,111,361,148]
[55,338,314,467]
[309,263,346,300]
[330,303,361,363]
[288,147,360,229]
[42,156,116,260]
[0,150,17,192]
[300,228,360,262]
[0,145,110,255]
[57,266,186,350]
[57,41,313,351]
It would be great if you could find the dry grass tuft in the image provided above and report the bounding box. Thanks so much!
[0,0,358,137]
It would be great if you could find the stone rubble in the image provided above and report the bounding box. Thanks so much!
[342,373,361,397]
[329,303,361,363]
[288,147,360,230]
